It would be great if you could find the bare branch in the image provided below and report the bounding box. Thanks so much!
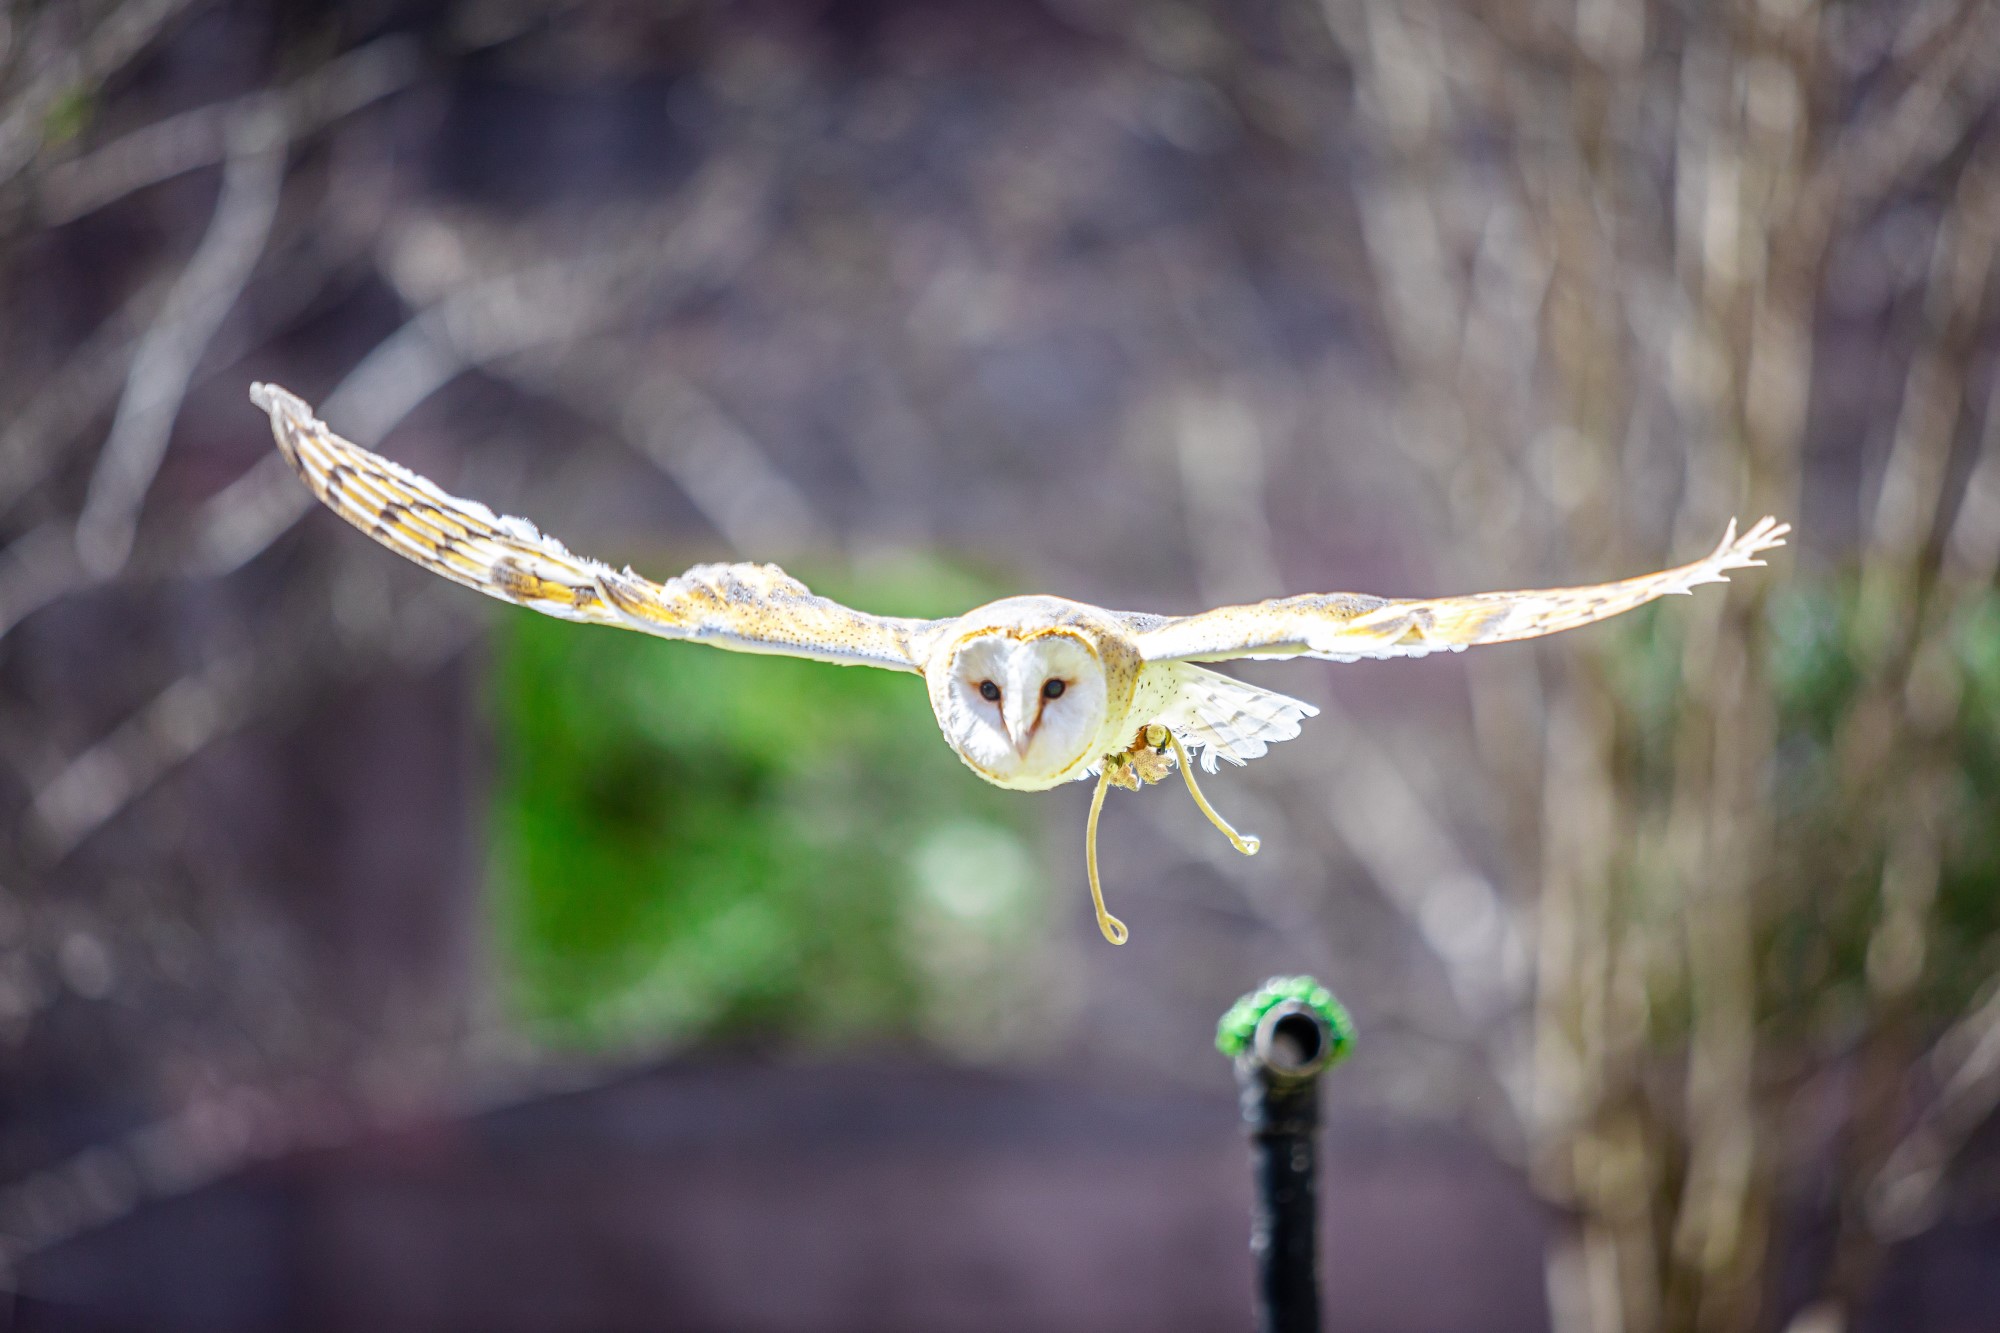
[1822,3,2000,216]
[502,350,829,562]
[191,265,602,580]
[1870,981,2000,1239]
[35,34,418,226]
[73,103,287,577]
[1308,699,1523,1023]
[0,0,196,186]
[0,521,87,642]
[1943,364,2000,586]
[27,655,251,860]
[1865,155,2000,578]
[194,152,780,577]
[23,574,474,863]
[0,273,168,515]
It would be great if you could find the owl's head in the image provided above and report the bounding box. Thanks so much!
[927,626,1109,790]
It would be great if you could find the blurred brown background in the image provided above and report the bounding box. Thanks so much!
[3,0,2000,1330]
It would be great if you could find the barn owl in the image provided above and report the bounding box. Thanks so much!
[251,383,1789,945]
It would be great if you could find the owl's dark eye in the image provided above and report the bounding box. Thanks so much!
[1042,678,1066,700]
[979,680,1001,702]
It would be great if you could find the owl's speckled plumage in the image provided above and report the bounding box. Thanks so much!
[253,383,1789,943]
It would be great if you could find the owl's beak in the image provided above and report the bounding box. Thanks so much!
[1002,693,1040,758]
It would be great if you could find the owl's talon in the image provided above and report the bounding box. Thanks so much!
[1164,730,1259,857]
[1085,761,1130,945]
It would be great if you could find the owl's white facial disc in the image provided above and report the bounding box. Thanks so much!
[932,630,1108,790]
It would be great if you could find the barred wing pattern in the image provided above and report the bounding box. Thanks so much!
[252,384,943,672]
[1128,518,1790,665]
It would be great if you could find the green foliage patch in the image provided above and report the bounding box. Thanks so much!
[1605,579,2000,1040]
[487,556,1047,1052]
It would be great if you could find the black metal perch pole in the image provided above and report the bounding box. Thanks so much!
[1217,977,1355,1333]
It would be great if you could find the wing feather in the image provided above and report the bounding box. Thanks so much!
[1157,665,1319,772]
[1129,518,1790,664]
[252,383,945,672]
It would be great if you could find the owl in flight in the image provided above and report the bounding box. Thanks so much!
[252,383,1788,945]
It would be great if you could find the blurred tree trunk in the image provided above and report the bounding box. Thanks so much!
[1320,0,2000,1329]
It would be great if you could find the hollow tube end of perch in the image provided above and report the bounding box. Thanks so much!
[1252,999,1335,1077]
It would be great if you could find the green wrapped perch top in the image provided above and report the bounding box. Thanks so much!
[1215,975,1356,1062]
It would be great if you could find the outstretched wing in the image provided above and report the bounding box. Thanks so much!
[1128,518,1790,664]
[252,383,947,672]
